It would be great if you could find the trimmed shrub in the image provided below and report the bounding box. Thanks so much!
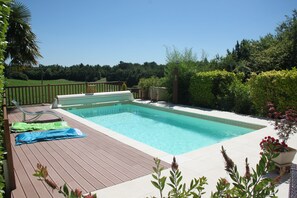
[229,79,254,114]
[138,77,166,99]
[189,71,215,108]
[249,68,297,115]
[189,70,237,110]
[138,76,166,90]
[9,71,28,80]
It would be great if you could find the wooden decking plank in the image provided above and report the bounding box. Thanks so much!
[12,145,49,198]
[80,132,154,174]
[98,149,149,177]
[61,126,146,174]
[78,130,151,167]
[78,127,157,168]
[16,145,56,198]
[72,134,143,178]
[33,142,83,191]
[11,171,26,198]
[27,142,66,190]
[70,138,136,181]
[40,141,96,193]
[50,139,111,188]
[21,144,63,198]
[60,140,126,184]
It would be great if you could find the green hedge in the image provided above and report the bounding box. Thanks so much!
[0,0,11,196]
[249,68,297,115]
[189,70,237,110]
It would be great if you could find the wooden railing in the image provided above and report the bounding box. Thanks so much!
[2,92,16,194]
[5,81,126,106]
[128,87,140,99]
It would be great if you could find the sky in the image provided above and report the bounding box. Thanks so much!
[19,0,297,66]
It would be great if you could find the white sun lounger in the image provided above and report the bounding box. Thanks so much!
[12,100,63,122]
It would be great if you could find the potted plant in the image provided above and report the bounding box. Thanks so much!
[261,103,297,166]
[138,77,167,100]
[138,78,150,100]
[260,136,296,165]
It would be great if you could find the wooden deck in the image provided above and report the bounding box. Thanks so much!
[8,105,169,198]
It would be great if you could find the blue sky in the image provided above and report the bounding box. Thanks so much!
[20,0,296,66]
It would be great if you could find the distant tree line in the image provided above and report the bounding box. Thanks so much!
[5,61,165,87]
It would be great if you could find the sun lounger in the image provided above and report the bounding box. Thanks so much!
[11,121,70,132]
[12,100,63,122]
[15,128,86,145]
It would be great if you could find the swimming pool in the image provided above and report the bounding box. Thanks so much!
[66,103,260,155]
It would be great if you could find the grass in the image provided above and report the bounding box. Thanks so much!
[6,78,107,86]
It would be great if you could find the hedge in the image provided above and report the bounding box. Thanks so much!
[189,70,237,110]
[0,0,11,196]
[249,68,297,115]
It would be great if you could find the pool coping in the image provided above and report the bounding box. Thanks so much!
[54,100,297,197]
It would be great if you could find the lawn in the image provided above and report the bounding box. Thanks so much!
[6,78,107,86]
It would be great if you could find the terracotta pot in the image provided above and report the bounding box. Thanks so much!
[272,147,297,165]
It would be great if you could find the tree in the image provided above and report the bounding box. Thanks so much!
[164,47,198,104]
[5,1,42,66]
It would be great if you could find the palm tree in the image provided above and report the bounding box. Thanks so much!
[5,1,42,66]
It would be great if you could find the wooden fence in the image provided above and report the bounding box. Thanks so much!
[5,81,140,106]
[2,93,16,194]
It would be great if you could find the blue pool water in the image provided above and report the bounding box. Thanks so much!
[67,104,255,155]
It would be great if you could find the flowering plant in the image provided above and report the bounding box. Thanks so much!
[260,136,288,153]
[267,102,297,143]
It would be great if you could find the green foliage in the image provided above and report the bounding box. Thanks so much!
[249,68,297,115]
[151,147,278,198]
[215,10,297,73]
[5,0,42,66]
[8,71,28,80]
[0,0,11,197]
[138,76,165,90]
[151,158,166,198]
[107,61,165,87]
[211,147,278,198]
[189,70,237,110]
[164,47,198,104]
[6,78,94,86]
[151,157,207,198]
[121,82,127,91]
[6,62,165,87]
[228,79,254,114]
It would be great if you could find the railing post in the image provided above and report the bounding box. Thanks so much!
[118,81,122,91]
[85,82,88,93]
[173,66,179,104]
[47,84,50,103]
[2,92,16,193]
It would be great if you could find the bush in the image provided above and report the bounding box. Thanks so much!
[9,71,28,80]
[228,79,254,114]
[164,47,198,104]
[189,70,237,110]
[138,77,166,90]
[249,68,297,115]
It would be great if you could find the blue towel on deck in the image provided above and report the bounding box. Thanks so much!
[15,128,86,145]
